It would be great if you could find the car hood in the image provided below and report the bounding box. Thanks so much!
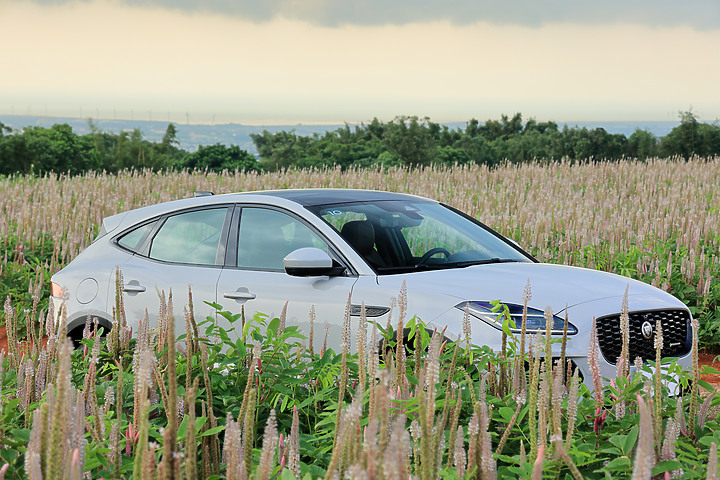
[377,262,684,314]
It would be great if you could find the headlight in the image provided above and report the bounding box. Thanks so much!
[455,301,578,335]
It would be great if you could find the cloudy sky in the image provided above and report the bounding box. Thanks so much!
[1,0,719,124]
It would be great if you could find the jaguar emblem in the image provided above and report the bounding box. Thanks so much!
[641,321,653,340]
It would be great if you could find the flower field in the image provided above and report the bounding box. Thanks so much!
[2,157,719,346]
[0,157,719,478]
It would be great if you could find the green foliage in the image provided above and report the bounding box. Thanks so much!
[0,122,189,175]
[382,116,440,166]
[246,111,720,169]
[1,296,720,479]
[624,128,658,158]
[182,144,259,173]
[660,110,720,159]
[0,227,55,330]
[2,112,720,176]
[0,124,100,175]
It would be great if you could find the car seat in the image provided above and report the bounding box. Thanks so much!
[340,220,386,267]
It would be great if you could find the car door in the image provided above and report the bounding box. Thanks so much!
[114,205,232,336]
[216,205,358,352]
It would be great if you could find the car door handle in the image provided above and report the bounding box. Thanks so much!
[123,282,146,293]
[223,290,257,300]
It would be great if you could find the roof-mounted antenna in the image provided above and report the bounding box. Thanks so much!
[194,191,214,198]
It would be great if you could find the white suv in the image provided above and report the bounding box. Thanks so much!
[51,189,693,387]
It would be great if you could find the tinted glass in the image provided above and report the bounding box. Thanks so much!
[117,221,157,252]
[312,200,530,273]
[237,208,328,270]
[149,208,228,265]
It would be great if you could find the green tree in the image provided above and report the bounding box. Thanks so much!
[624,129,658,159]
[660,110,703,158]
[183,144,258,172]
[251,130,307,170]
[479,113,523,141]
[382,116,439,166]
[698,121,720,156]
[161,123,179,150]
[0,124,99,175]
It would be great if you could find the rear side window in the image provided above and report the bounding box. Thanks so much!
[149,208,229,265]
[117,221,158,252]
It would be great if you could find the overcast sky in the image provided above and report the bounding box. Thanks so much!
[1,0,719,124]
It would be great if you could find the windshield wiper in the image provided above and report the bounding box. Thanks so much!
[453,258,524,267]
[375,258,524,274]
[375,265,427,273]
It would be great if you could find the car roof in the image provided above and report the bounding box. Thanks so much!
[247,188,431,206]
[100,189,435,237]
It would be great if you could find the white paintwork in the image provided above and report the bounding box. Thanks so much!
[283,247,333,270]
[50,189,694,389]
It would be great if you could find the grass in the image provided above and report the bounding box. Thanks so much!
[0,281,719,478]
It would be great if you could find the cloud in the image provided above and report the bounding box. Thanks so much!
[21,0,720,29]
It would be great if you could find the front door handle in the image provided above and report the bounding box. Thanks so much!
[223,289,257,300]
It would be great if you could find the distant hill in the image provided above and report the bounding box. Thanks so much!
[0,115,681,154]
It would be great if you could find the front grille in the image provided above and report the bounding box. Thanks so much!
[596,309,691,364]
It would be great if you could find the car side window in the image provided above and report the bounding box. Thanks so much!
[117,221,158,252]
[237,207,328,270]
[149,208,229,265]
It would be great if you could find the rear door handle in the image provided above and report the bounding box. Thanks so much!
[123,281,146,293]
[223,289,256,300]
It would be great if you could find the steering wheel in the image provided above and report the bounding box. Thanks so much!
[417,247,451,265]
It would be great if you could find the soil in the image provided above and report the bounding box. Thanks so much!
[0,325,48,356]
[699,352,720,387]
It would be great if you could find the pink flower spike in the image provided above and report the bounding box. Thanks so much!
[593,407,607,435]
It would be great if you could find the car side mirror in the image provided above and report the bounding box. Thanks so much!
[284,248,346,277]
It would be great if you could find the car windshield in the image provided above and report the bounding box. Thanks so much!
[310,200,532,274]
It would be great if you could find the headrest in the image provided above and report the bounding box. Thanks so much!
[340,221,375,254]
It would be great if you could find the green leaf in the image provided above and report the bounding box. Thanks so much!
[624,424,639,455]
[498,406,515,422]
[0,448,18,465]
[10,429,30,443]
[698,379,715,392]
[506,466,529,476]
[267,317,280,337]
[195,417,208,432]
[199,425,226,437]
[205,301,223,311]
[652,460,683,475]
[603,456,631,470]
[279,469,298,480]
[609,434,628,452]
[177,414,189,439]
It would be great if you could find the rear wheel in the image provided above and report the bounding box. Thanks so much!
[68,318,112,349]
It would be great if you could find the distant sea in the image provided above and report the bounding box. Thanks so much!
[0,115,682,154]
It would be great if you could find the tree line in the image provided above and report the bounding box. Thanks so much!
[1,111,719,176]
